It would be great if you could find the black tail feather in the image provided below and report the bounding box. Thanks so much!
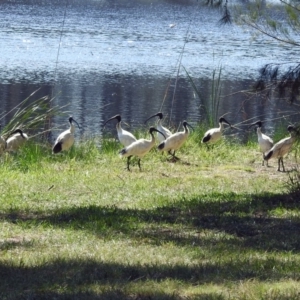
[264,150,273,161]
[202,134,211,143]
[53,142,62,154]
[158,142,165,150]
[119,148,127,155]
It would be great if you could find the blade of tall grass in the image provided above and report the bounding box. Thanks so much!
[0,89,69,139]
[184,65,224,127]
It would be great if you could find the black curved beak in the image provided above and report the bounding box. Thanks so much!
[248,121,260,130]
[223,118,232,128]
[144,113,159,124]
[103,115,118,126]
[185,121,194,131]
[72,118,81,129]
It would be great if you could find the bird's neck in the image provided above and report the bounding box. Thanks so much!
[184,126,189,134]
[257,127,262,136]
[70,123,75,134]
[150,133,156,143]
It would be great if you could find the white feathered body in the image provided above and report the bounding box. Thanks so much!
[202,122,225,144]
[53,125,75,152]
[55,130,74,151]
[257,127,273,154]
[119,135,155,159]
[158,127,189,152]
[6,132,28,152]
[117,122,137,147]
[265,135,295,161]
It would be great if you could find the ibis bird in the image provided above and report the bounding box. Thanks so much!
[249,120,274,166]
[104,114,137,147]
[119,126,165,171]
[52,117,80,154]
[144,112,172,143]
[202,117,231,145]
[6,129,29,152]
[264,125,297,172]
[157,120,193,160]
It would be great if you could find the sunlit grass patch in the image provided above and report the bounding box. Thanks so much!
[1,131,300,299]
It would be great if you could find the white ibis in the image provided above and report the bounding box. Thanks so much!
[119,127,165,171]
[144,112,172,143]
[264,125,297,172]
[157,120,193,160]
[249,120,274,166]
[52,117,80,154]
[6,129,29,152]
[104,114,137,147]
[202,117,231,145]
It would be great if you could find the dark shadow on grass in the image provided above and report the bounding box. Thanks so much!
[0,257,298,299]
[1,192,300,254]
[1,192,300,298]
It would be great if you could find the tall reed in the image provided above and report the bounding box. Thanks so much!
[0,89,68,140]
[183,65,223,127]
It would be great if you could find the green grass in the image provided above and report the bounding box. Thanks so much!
[0,130,300,300]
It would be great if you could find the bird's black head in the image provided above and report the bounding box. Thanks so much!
[183,121,194,130]
[9,129,25,138]
[114,114,122,122]
[144,112,163,124]
[104,114,121,126]
[69,116,80,129]
[287,125,296,133]
[149,126,166,139]
[255,121,262,128]
[219,117,231,126]
[156,112,163,119]
[249,120,262,130]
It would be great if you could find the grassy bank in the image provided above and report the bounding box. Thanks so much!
[0,129,300,299]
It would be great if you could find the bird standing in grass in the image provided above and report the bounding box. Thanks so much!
[119,127,165,171]
[6,129,29,152]
[104,114,137,147]
[264,125,297,172]
[144,112,172,143]
[202,117,231,145]
[249,120,273,166]
[52,117,80,154]
[157,120,193,160]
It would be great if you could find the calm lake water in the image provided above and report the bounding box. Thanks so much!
[0,0,298,141]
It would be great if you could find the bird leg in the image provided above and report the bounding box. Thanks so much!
[278,157,285,172]
[126,156,132,171]
[168,150,180,162]
[262,156,269,167]
[138,158,141,171]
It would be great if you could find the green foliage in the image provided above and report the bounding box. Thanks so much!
[286,166,300,197]
[184,65,223,128]
[0,89,67,138]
